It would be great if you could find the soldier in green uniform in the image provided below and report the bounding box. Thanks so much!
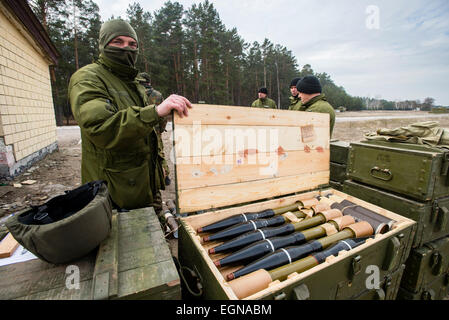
[136,72,170,222]
[288,77,302,110]
[292,75,336,137]
[68,19,191,211]
[251,87,277,109]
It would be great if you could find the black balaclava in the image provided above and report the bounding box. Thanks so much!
[99,19,139,68]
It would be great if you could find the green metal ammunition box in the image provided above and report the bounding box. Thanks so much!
[397,277,449,300]
[347,141,449,202]
[174,105,416,300]
[329,180,344,191]
[330,140,350,165]
[400,236,449,295]
[343,180,449,248]
[0,208,180,300]
[178,189,415,300]
[330,162,347,183]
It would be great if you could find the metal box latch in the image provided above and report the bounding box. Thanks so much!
[350,255,362,279]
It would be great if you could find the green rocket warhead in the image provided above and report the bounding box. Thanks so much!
[197,198,326,234]
[212,211,354,267]
[209,209,351,254]
[226,221,374,281]
[197,202,303,233]
[228,236,372,299]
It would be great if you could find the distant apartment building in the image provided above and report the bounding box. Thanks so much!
[0,0,59,177]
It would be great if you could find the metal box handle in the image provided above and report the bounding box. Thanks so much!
[437,206,449,231]
[370,167,393,181]
[292,284,310,300]
[382,236,402,271]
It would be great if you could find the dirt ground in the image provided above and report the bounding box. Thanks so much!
[1,110,449,256]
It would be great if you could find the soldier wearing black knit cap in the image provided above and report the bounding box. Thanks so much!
[251,87,277,109]
[293,75,336,137]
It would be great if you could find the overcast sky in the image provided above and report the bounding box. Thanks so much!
[95,0,449,105]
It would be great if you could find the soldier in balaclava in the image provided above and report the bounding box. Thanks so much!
[68,19,191,211]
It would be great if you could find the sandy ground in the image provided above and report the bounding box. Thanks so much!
[333,111,449,142]
[2,110,449,257]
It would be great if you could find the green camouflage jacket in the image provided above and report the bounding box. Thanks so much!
[288,95,302,110]
[68,54,165,209]
[145,86,163,105]
[143,86,170,176]
[251,98,277,109]
[295,94,336,137]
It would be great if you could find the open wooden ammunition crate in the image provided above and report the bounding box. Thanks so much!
[173,104,416,300]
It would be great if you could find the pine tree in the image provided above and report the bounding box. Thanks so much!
[126,2,153,74]
[148,1,185,95]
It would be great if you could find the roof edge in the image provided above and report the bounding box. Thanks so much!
[1,0,60,65]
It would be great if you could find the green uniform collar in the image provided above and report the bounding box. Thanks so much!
[303,93,327,108]
[97,54,139,81]
[289,95,300,103]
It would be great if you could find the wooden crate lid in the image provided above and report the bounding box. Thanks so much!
[173,104,330,213]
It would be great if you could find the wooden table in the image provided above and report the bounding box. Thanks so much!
[0,207,181,300]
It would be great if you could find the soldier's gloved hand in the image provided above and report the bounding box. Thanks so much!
[156,94,192,118]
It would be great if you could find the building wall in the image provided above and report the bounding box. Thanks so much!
[0,8,57,176]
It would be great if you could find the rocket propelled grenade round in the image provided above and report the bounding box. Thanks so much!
[209,209,353,254]
[228,237,371,299]
[203,215,286,242]
[226,221,374,280]
[209,223,296,254]
[213,214,355,267]
[197,202,302,233]
[214,230,317,268]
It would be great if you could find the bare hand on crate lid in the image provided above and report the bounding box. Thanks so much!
[156,94,192,118]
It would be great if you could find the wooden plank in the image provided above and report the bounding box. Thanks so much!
[176,149,330,190]
[17,280,94,300]
[116,207,180,299]
[174,103,329,127]
[117,260,181,300]
[117,209,170,273]
[0,254,96,300]
[173,104,331,213]
[92,214,118,300]
[0,233,19,258]
[174,124,329,158]
[178,170,330,213]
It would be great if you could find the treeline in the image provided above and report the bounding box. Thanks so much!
[28,0,434,125]
[28,0,101,124]
[365,97,436,111]
[299,64,366,111]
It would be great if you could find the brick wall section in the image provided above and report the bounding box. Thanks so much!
[0,9,56,163]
